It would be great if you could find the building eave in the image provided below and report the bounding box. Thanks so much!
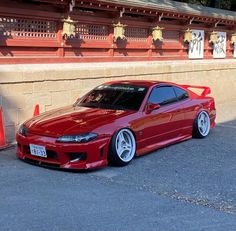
[98,0,236,22]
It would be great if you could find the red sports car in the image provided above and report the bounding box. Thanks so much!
[16,80,216,169]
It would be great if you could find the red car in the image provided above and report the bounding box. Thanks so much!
[16,80,216,169]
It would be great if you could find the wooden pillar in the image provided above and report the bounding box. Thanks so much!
[147,32,153,58]
[179,30,185,58]
[57,20,65,58]
[108,26,114,57]
[205,31,212,59]
[226,33,233,58]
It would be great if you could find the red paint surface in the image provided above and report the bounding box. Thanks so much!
[16,80,216,169]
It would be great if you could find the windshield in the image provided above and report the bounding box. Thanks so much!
[76,84,148,111]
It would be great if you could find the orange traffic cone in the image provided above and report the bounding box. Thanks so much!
[33,104,40,117]
[0,107,8,150]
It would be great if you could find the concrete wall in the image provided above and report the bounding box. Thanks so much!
[1,60,236,142]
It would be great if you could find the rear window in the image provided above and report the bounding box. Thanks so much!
[173,87,189,101]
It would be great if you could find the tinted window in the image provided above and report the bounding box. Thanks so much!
[77,84,148,111]
[173,87,189,101]
[148,86,177,106]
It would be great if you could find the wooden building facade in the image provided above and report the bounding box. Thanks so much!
[1,0,236,64]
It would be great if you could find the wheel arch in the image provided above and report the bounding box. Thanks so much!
[110,126,137,143]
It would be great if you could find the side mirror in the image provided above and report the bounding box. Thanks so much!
[145,103,160,113]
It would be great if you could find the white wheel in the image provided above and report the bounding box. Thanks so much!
[108,129,136,166]
[193,111,210,138]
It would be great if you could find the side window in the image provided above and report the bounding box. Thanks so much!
[173,87,189,101]
[148,86,178,106]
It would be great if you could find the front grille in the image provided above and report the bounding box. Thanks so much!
[24,158,39,165]
[46,150,57,159]
[24,158,61,168]
[40,162,61,168]
[23,145,30,154]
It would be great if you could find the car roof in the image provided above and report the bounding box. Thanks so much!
[103,80,175,88]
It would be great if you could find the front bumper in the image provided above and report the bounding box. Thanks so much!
[16,132,110,169]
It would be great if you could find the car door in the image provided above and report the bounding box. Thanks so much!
[140,86,185,149]
[172,86,193,135]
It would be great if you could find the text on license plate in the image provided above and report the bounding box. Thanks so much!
[29,144,47,158]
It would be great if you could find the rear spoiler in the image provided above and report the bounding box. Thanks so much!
[182,85,211,97]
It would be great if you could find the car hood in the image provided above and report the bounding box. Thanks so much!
[25,105,134,137]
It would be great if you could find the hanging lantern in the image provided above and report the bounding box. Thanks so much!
[209,31,218,44]
[62,16,77,38]
[230,33,236,44]
[184,28,192,43]
[152,26,164,42]
[113,22,126,41]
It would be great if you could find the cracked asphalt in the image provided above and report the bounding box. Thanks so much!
[0,120,236,231]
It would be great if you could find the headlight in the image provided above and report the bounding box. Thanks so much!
[18,124,28,136]
[56,133,97,143]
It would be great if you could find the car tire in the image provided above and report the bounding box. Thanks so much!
[108,128,136,166]
[193,111,211,138]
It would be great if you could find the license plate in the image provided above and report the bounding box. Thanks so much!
[29,144,47,158]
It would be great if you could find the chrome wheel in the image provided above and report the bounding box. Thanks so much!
[197,111,210,137]
[115,129,136,162]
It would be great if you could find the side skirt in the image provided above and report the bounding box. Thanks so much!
[136,134,192,156]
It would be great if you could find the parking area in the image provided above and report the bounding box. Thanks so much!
[0,119,236,231]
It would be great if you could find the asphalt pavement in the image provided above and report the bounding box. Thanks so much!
[0,119,236,231]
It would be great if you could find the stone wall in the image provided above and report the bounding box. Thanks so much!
[1,60,236,142]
